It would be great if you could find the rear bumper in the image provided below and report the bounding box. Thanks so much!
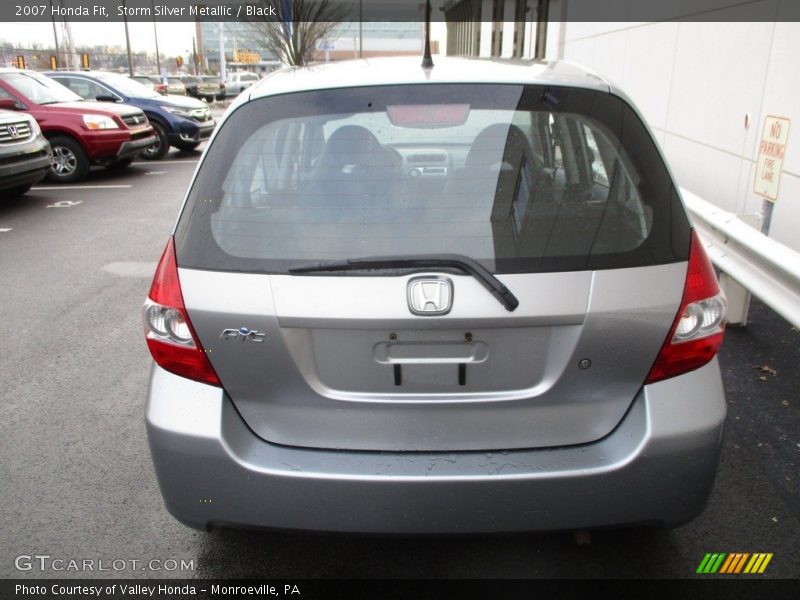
[146,360,726,534]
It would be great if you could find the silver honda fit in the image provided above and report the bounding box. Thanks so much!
[144,57,727,533]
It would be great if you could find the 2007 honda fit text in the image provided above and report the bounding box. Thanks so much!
[143,58,727,533]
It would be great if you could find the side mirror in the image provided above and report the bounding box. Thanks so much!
[95,94,119,102]
[0,98,21,110]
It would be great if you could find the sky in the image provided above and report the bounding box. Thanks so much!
[0,20,445,59]
[0,21,197,58]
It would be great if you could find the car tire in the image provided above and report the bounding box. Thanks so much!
[5,183,33,197]
[47,136,90,183]
[173,141,201,152]
[107,157,134,170]
[140,121,169,161]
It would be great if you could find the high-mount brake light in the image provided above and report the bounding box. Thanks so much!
[142,237,221,386]
[645,230,727,384]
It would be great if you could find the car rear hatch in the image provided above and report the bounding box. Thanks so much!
[172,82,692,452]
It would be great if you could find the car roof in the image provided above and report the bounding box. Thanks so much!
[43,70,121,78]
[246,57,612,102]
[0,68,71,77]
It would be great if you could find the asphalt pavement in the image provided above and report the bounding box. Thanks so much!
[0,142,798,581]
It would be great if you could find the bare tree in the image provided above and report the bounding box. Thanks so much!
[242,0,351,67]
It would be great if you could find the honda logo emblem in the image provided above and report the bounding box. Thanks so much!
[6,124,19,138]
[407,277,453,316]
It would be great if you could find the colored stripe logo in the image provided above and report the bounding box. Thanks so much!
[696,553,773,574]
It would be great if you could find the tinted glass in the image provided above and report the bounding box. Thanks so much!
[53,76,113,100]
[0,71,81,104]
[176,84,690,274]
[94,72,160,98]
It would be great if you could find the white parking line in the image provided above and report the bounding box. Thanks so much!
[0,228,12,232]
[145,171,167,176]
[32,185,133,191]
[132,160,198,165]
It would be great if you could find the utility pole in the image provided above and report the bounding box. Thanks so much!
[56,0,75,69]
[151,0,162,75]
[63,21,76,69]
[122,0,134,76]
[61,5,76,70]
[218,22,226,82]
[358,0,363,58]
[192,37,198,75]
[48,0,61,67]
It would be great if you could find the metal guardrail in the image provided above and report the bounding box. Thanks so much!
[681,187,800,329]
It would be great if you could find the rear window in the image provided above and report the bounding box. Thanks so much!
[175,84,689,274]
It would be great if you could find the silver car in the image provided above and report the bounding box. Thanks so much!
[223,71,259,97]
[166,77,186,96]
[144,57,728,534]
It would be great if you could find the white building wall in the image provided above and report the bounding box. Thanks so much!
[546,13,800,252]
[479,0,494,56]
[501,0,515,57]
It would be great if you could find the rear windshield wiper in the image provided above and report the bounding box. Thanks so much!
[289,254,519,312]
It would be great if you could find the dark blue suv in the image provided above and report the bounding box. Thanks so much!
[46,71,215,160]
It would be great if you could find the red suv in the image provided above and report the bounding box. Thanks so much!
[0,69,156,183]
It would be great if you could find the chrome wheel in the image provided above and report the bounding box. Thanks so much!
[51,145,77,176]
[45,136,89,182]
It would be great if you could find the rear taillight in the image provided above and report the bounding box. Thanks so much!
[143,237,220,386]
[645,230,727,384]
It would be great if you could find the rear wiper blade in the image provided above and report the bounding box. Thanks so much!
[289,254,519,312]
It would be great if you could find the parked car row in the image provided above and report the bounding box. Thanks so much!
[0,67,218,191]
[129,72,261,100]
[132,75,167,95]
[47,71,215,160]
[180,75,225,102]
[134,74,191,97]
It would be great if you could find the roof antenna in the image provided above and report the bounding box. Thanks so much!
[421,0,434,69]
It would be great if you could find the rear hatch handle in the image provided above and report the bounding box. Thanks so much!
[288,254,519,312]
